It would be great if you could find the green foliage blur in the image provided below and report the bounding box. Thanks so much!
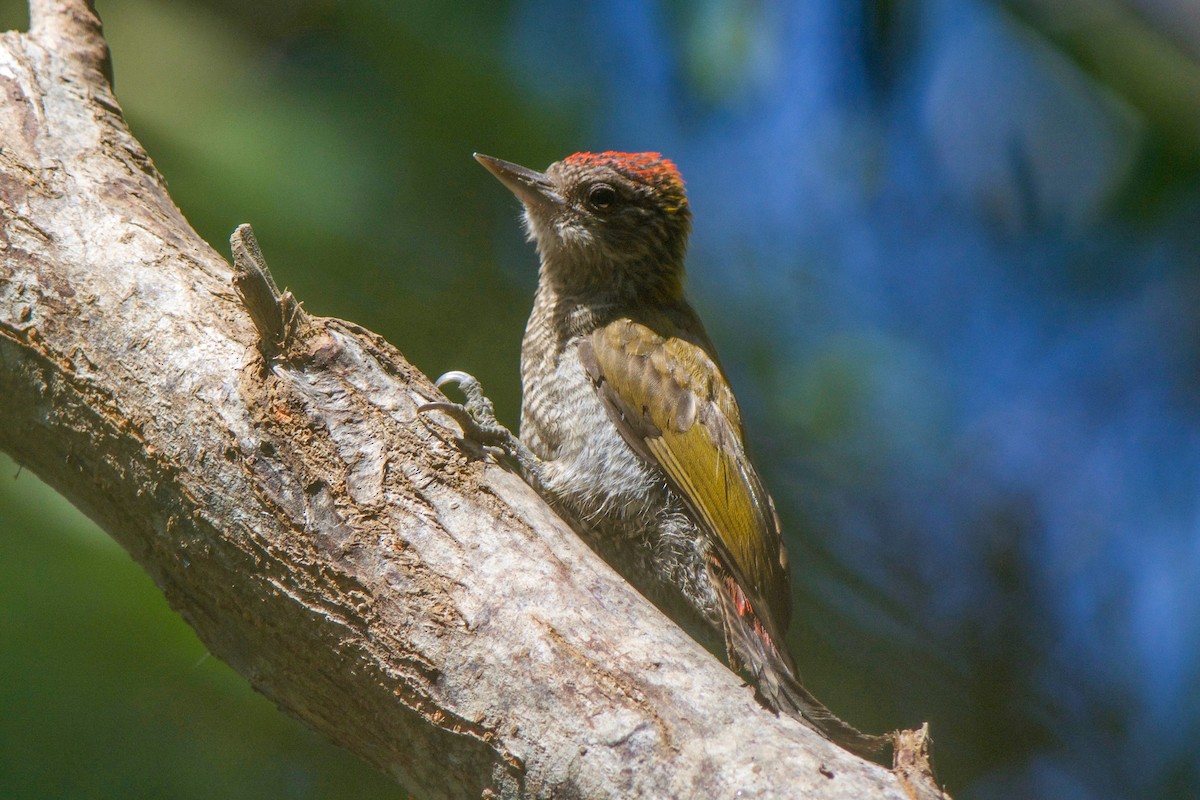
[0,0,583,796]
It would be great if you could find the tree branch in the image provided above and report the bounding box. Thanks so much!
[0,2,943,797]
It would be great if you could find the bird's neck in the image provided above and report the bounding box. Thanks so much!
[528,278,615,344]
[533,251,685,329]
[528,271,707,360]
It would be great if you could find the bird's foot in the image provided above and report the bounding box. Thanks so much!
[419,371,543,478]
[421,371,510,446]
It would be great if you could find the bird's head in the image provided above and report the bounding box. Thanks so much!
[476,151,692,303]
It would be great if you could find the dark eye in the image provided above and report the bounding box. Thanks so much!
[587,183,617,210]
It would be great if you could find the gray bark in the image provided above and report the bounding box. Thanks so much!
[0,2,943,798]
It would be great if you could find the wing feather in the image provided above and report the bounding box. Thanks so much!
[579,315,792,643]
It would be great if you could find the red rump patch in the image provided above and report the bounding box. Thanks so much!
[724,573,774,653]
[564,151,685,195]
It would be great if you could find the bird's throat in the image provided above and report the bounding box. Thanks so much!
[535,248,685,315]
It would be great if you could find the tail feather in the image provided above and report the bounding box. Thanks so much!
[711,562,891,761]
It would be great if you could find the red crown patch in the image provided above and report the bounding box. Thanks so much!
[563,151,687,212]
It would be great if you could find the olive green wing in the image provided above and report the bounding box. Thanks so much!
[578,316,793,645]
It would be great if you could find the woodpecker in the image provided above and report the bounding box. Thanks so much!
[425,151,886,759]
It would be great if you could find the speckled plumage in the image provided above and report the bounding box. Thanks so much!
[503,150,789,650]
[471,151,886,758]
[520,283,737,646]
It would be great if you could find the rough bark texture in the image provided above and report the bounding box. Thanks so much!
[0,2,944,798]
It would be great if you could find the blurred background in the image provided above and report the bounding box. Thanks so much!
[2,0,1198,797]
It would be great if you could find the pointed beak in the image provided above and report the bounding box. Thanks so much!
[474,153,563,212]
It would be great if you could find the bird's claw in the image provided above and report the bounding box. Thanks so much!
[419,371,511,449]
[420,371,545,481]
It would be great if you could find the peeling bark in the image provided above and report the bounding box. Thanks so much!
[0,2,945,798]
